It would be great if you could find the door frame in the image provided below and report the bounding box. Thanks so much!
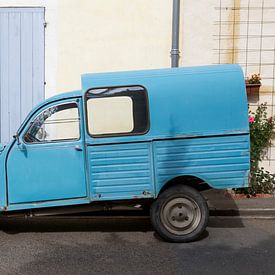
[6,96,90,211]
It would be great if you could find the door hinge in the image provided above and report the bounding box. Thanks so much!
[43,22,48,28]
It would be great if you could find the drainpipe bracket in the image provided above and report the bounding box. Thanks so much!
[170,49,180,56]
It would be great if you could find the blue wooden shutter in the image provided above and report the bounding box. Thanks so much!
[0,7,45,144]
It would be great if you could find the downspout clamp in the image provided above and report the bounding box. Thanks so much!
[171,0,181,67]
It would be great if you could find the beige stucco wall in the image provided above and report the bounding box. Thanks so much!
[56,0,174,92]
[181,0,216,66]
[56,0,218,91]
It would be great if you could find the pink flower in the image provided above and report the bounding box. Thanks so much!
[249,116,255,123]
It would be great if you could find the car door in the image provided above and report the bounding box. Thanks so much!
[7,98,87,205]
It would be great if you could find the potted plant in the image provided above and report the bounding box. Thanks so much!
[246,73,261,96]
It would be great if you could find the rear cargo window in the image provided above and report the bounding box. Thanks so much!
[86,85,149,137]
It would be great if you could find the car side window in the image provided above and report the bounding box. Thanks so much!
[24,102,80,143]
[86,85,149,137]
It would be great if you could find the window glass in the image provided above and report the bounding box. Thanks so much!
[86,86,149,137]
[24,102,80,143]
[87,96,134,135]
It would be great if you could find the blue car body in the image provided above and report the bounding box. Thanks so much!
[0,64,250,213]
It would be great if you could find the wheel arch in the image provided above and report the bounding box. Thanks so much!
[157,175,212,196]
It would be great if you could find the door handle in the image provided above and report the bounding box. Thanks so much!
[75,145,83,151]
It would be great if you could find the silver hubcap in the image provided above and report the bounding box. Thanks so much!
[160,197,201,235]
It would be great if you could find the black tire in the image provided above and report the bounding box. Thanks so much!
[150,185,209,243]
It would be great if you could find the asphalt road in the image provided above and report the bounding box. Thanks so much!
[0,216,274,275]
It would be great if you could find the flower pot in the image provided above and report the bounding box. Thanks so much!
[246,82,261,97]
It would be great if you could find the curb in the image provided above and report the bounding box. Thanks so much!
[209,208,275,217]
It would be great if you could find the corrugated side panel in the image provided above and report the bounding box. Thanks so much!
[154,135,250,192]
[88,142,154,201]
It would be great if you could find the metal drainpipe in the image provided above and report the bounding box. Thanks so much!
[171,0,181,67]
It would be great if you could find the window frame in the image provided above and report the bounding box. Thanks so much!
[23,101,81,145]
[85,85,150,138]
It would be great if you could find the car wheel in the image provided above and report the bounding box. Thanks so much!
[150,184,209,243]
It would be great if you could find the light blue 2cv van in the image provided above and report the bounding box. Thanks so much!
[0,64,249,242]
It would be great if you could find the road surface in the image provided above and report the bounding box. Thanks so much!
[0,216,274,274]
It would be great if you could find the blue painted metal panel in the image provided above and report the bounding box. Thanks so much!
[7,197,90,212]
[82,65,248,147]
[154,134,250,192]
[7,98,87,204]
[0,8,45,144]
[8,144,87,204]
[88,142,154,200]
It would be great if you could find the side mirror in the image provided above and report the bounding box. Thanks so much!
[13,133,21,145]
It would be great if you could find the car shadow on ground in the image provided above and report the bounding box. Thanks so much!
[0,189,244,234]
[0,215,152,234]
[0,216,242,237]
[202,189,244,228]
[0,216,213,244]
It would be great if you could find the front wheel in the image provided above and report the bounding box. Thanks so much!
[150,185,209,243]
